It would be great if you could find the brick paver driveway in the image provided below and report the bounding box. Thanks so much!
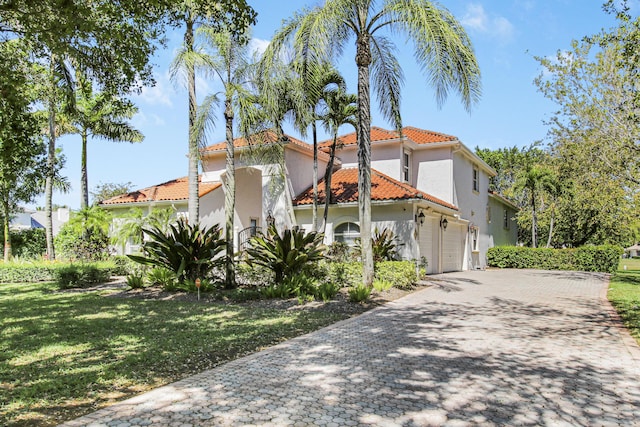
[61,270,640,426]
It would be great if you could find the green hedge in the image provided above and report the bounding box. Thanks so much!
[325,260,420,289]
[0,261,118,285]
[487,245,623,273]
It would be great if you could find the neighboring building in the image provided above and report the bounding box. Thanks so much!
[100,127,518,273]
[10,207,70,236]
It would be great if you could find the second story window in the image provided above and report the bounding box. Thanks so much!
[403,151,410,182]
[472,166,479,192]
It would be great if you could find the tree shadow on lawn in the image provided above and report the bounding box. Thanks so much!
[70,293,640,426]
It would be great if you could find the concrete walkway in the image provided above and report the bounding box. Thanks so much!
[61,270,640,426]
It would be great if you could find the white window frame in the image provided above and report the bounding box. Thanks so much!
[472,166,480,192]
[403,150,411,183]
[334,222,360,246]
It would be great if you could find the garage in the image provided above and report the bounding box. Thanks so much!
[442,222,464,272]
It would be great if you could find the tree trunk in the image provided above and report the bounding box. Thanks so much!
[224,98,236,289]
[2,198,11,261]
[45,56,56,260]
[312,121,318,232]
[185,17,199,226]
[546,205,555,248]
[80,128,89,209]
[321,133,338,235]
[531,190,537,248]
[356,34,374,287]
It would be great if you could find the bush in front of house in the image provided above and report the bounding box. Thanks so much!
[55,264,112,289]
[323,260,420,290]
[487,245,622,273]
[0,260,118,284]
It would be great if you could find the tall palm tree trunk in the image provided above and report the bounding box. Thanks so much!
[312,121,318,232]
[356,35,374,287]
[80,129,89,209]
[531,191,537,248]
[186,17,199,225]
[546,209,555,248]
[45,56,56,260]
[2,198,11,261]
[224,99,236,289]
[321,134,338,235]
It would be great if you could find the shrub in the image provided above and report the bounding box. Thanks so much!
[373,279,393,292]
[260,274,317,299]
[348,284,371,303]
[8,228,46,259]
[128,219,225,283]
[235,262,274,286]
[55,206,112,261]
[245,226,325,283]
[354,227,402,262]
[487,245,622,273]
[325,241,353,262]
[146,267,177,290]
[55,264,111,289]
[0,261,58,282]
[316,281,340,302]
[177,278,217,293]
[111,255,139,276]
[126,273,145,289]
[325,261,362,288]
[376,261,418,290]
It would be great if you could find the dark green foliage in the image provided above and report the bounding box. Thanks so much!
[128,219,225,283]
[325,261,418,289]
[110,255,139,276]
[325,241,353,262]
[235,262,275,286]
[126,273,145,289]
[177,278,217,293]
[316,281,340,302]
[4,228,46,259]
[376,261,419,289]
[348,284,371,303]
[55,264,111,289]
[146,267,177,290]
[245,226,325,283]
[260,274,317,300]
[55,207,112,261]
[487,245,623,273]
[355,227,401,262]
[0,260,117,283]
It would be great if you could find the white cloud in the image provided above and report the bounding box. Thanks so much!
[133,111,166,128]
[249,38,270,57]
[135,72,174,107]
[461,3,515,43]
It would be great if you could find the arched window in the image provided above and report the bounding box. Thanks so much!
[334,222,360,246]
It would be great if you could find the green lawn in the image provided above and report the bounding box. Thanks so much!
[609,259,640,345]
[0,282,348,426]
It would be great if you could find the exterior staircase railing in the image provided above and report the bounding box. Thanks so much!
[238,226,262,251]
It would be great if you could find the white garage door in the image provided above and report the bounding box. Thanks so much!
[442,223,464,272]
[418,217,435,274]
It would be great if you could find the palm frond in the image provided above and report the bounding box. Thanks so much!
[369,35,403,129]
[193,93,221,149]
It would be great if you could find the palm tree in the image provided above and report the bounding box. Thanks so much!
[72,71,143,209]
[319,88,358,234]
[515,165,557,248]
[112,207,175,253]
[44,54,75,260]
[263,0,481,286]
[196,27,253,289]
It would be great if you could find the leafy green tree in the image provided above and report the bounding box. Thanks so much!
[195,27,254,289]
[0,40,46,261]
[71,71,143,209]
[169,1,256,227]
[91,182,134,205]
[56,206,112,261]
[514,165,557,248]
[263,0,481,286]
[319,88,358,234]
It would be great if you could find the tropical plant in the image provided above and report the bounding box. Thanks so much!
[316,281,340,302]
[146,267,177,290]
[355,227,400,262]
[263,0,481,286]
[55,206,112,261]
[319,87,358,233]
[70,70,143,209]
[373,279,393,292]
[245,226,325,283]
[111,207,175,252]
[195,27,255,289]
[514,164,558,248]
[128,219,225,283]
[126,273,145,289]
[348,283,371,303]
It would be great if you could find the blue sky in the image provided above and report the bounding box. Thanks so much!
[38,1,629,210]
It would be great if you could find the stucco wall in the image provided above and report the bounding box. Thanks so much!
[284,148,328,197]
[414,146,454,204]
[488,196,518,248]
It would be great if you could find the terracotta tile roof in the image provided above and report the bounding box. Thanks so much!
[202,130,311,154]
[319,126,457,149]
[293,168,457,210]
[100,176,221,205]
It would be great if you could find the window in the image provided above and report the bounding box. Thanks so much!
[334,222,360,246]
[503,209,510,229]
[472,166,479,192]
[403,151,410,182]
[471,226,479,252]
[249,218,259,237]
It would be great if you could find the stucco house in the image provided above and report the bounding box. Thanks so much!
[100,126,517,273]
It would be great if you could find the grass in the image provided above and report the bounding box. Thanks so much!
[608,259,640,345]
[0,282,348,426]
